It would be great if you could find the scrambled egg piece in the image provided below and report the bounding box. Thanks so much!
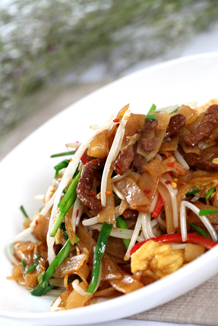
[131,240,184,278]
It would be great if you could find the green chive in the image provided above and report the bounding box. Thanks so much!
[50,170,82,237]
[199,208,218,216]
[189,223,209,238]
[75,232,80,243]
[54,159,70,178]
[186,188,199,196]
[50,150,76,158]
[205,188,216,200]
[25,254,40,274]
[146,114,158,120]
[86,222,112,294]
[170,106,179,113]
[148,103,157,114]
[60,223,68,240]
[20,205,29,219]
[117,216,130,249]
[21,259,25,270]
[30,239,72,296]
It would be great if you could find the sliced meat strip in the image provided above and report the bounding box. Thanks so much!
[164,114,186,139]
[141,137,157,152]
[76,158,105,212]
[133,153,147,174]
[122,208,138,219]
[184,153,218,172]
[114,146,135,175]
[144,119,158,131]
[183,105,218,147]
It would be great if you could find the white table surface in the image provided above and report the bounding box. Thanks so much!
[1,18,218,326]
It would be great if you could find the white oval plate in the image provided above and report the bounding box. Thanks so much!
[1,53,218,325]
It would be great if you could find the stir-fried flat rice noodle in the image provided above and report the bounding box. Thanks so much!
[8,99,218,311]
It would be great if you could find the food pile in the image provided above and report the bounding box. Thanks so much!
[7,100,218,311]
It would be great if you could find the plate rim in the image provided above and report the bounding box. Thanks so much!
[1,52,218,324]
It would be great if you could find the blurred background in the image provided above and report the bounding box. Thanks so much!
[1,0,218,160]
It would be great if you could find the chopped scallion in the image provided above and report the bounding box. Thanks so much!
[186,188,199,196]
[30,239,72,296]
[199,208,218,216]
[171,107,179,113]
[50,150,76,158]
[60,223,68,240]
[21,259,25,270]
[189,223,209,238]
[205,188,216,200]
[145,114,158,120]
[117,216,130,249]
[86,222,112,294]
[50,170,82,237]
[147,103,157,114]
[54,159,70,178]
[25,254,40,274]
[20,205,29,219]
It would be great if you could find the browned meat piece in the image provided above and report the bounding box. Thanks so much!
[141,137,156,152]
[144,119,158,131]
[77,158,104,212]
[114,146,135,175]
[183,105,218,147]
[164,114,186,139]
[133,153,147,173]
[184,153,218,172]
[122,208,138,219]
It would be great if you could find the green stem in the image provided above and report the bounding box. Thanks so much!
[86,222,112,294]
[117,216,130,249]
[30,239,72,296]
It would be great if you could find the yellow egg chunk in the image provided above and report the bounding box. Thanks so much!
[131,240,184,278]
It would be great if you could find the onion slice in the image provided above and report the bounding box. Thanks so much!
[174,150,189,170]
[160,178,178,228]
[101,108,131,207]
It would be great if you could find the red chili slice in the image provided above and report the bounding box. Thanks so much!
[130,233,217,255]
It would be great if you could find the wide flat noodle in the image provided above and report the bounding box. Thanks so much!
[121,113,145,150]
[65,208,76,245]
[137,127,168,162]
[109,271,143,294]
[98,168,116,227]
[65,282,93,309]
[76,223,122,280]
[53,250,89,278]
[115,177,150,212]
[158,183,175,234]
